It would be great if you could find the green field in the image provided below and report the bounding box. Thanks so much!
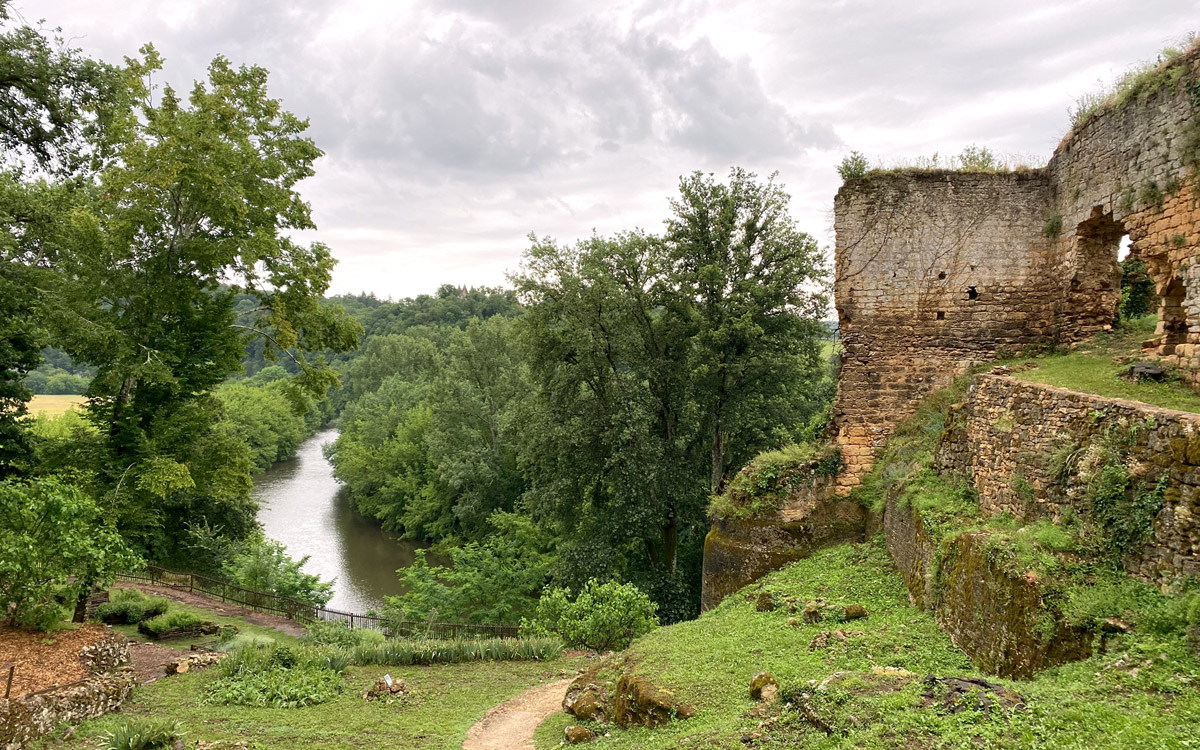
[26,394,86,418]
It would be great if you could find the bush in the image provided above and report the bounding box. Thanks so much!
[0,478,139,629]
[138,611,203,637]
[94,589,168,624]
[99,717,183,750]
[837,151,869,180]
[521,579,658,652]
[206,641,345,708]
[351,636,562,666]
[305,619,386,649]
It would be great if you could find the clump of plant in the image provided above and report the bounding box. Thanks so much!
[1119,257,1158,321]
[138,610,203,638]
[520,578,658,652]
[1043,212,1063,238]
[352,636,562,665]
[305,619,386,649]
[94,588,169,624]
[709,443,840,522]
[206,642,344,708]
[837,151,869,180]
[1140,180,1165,210]
[1068,34,1198,131]
[852,376,973,515]
[99,717,183,750]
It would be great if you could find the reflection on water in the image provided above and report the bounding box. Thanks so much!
[254,428,442,612]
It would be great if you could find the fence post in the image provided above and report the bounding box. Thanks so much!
[4,663,14,699]
[349,613,355,630]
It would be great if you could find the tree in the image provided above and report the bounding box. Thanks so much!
[0,6,120,477]
[38,47,361,559]
[0,477,138,629]
[665,168,829,492]
[512,169,829,619]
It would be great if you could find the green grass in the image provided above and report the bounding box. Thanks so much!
[1003,319,1200,414]
[534,541,1200,749]
[38,658,588,750]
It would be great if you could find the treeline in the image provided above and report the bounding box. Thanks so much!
[0,11,358,627]
[328,170,837,623]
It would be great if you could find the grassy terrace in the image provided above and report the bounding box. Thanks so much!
[534,542,1200,749]
[36,589,585,750]
[1001,316,1200,413]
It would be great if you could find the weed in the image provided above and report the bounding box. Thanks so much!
[1140,180,1165,210]
[1043,212,1063,238]
[99,718,183,750]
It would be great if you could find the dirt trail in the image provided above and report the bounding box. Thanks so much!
[463,678,572,750]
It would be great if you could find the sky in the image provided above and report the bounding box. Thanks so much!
[24,0,1200,299]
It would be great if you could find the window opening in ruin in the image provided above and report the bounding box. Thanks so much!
[966,286,979,301]
[1161,275,1187,350]
[1072,207,1125,324]
[1118,235,1132,262]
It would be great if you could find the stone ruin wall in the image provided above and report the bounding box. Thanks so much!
[833,46,1200,491]
[936,375,1200,587]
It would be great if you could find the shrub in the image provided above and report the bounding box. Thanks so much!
[305,619,386,649]
[1119,258,1158,321]
[99,718,183,750]
[0,478,139,629]
[521,579,658,652]
[207,641,344,708]
[351,636,562,666]
[837,151,869,180]
[139,611,203,637]
[94,589,169,624]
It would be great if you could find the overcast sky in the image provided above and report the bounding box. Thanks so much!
[24,0,1200,299]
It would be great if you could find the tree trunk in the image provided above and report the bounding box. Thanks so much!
[710,425,727,494]
[662,513,678,574]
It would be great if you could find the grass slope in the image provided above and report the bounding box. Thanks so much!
[536,541,1200,749]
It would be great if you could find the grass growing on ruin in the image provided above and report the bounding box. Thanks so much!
[535,541,1200,750]
[1006,317,1200,414]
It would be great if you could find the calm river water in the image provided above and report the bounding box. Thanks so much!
[254,428,434,612]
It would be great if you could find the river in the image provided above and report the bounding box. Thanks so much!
[253,428,434,612]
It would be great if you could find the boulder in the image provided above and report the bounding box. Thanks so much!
[1118,362,1167,382]
[755,592,776,612]
[748,671,778,701]
[612,673,695,728]
[563,668,609,724]
[842,604,868,621]
[801,601,825,624]
[564,725,597,744]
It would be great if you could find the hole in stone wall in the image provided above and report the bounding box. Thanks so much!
[1118,235,1132,262]
[1161,275,1187,351]
[936,311,945,320]
[938,271,947,280]
[966,286,979,301]
[1071,207,1126,325]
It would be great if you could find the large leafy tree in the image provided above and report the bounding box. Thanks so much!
[0,5,122,477]
[512,169,828,619]
[40,47,361,558]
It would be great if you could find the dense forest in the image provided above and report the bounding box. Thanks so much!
[0,5,835,629]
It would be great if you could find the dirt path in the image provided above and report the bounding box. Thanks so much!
[112,581,307,637]
[462,678,572,750]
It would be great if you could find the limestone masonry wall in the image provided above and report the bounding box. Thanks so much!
[833,47,1200,490]
[936,374,1200,586]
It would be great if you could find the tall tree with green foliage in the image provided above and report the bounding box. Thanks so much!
[38,47,360,560]
[0,5,121,477]
[512,169,828,619]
